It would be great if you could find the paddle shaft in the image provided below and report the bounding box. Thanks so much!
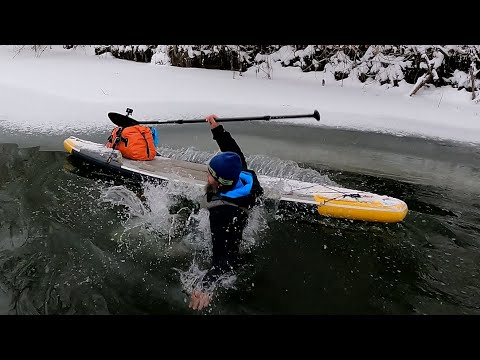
[133,112,318,125]
[108,110,320,127]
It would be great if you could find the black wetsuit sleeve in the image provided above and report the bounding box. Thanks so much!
[202,206,247,287]
[211,125,247,170]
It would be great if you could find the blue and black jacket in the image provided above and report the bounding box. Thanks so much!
[203,125,264,286]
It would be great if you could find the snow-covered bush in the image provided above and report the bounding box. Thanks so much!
[167,45,251,72]
[81,44,480,94]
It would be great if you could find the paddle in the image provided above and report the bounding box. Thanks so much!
[108,110,321,128]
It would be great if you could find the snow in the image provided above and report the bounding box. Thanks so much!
[452,70,470,88]
[295,45,315,59]
[255,45,296,65]
[0,45,479,145]
[431,51,444,69]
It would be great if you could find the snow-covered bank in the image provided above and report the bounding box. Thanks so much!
[0,45,479,144]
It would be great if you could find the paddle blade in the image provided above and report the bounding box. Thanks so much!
[108,112,139,127]
[313,110,320,121]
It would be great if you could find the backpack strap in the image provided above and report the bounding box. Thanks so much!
[111,127,128,149]
[107,127,124,163]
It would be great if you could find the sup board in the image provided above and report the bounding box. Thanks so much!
[63,136,408,223]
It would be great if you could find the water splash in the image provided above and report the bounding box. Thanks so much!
[242,205,270,252]
[247,154,334,185]
[157,145,335,185]
[97,148,276,306]
[181,208,212,254]
[174,260,237,296]
[157,146,216,165]
[174,203,269,299]
[97,178,211,264]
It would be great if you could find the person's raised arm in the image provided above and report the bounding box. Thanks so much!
[205,114,247,170]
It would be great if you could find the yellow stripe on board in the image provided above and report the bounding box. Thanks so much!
[63,138,77,154]
[314,195,408,223]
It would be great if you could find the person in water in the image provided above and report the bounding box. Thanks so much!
[189,114,264,311]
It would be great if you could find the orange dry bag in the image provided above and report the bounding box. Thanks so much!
[106,125,156,161]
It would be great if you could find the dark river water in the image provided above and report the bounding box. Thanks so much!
[1,122,479,315]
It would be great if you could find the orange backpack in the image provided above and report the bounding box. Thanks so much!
[106,125,156,161]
